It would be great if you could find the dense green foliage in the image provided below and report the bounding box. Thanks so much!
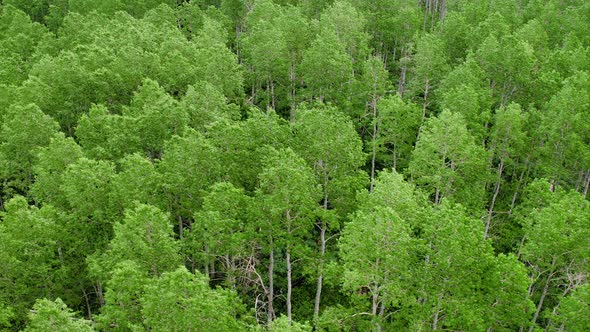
[0,0,589,330]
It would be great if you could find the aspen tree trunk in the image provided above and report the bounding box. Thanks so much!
[440,0,447,20]
[422,79,430,124]
[398,48,408,96]
[583,169,590,197]
[529,259,556,332]
[314,226,326,319]
[268,247,275,325]
[314,188,329,320]
[422,0,430,31]
[509,157,531,215]
[270,77,276,110]
[434,152,446,205]
[430,0,438,30]
[484,159,504,240]
[177,216,183,239]
[371,289,379,315]
[289,63,297,121]
[369,93,379,192]
[287,250,292,324]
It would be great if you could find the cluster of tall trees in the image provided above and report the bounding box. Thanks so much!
[0,0,589,330]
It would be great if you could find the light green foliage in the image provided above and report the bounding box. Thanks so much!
[0,5,51,85]
[489,103,528,167]
[24,298,95,332]
[292,106,366,214]
[408,110,489,212]
[96,261,148,332]
[207,109,291,192]
[374,95,421,171]
[157,130,221,223]
[0,302,14,330]
[1,2,590,331]
[241,0,288,109]
[522,190,590,283]
[0,196,61,325]
[484,103,529,243]
[413,202,497,331]
[69,0,175,18]
[76,104,139,161]
[175,2,204,39]
[31,133,83,207]
[268,315,312,332]
[339,205,413,318]
[407,32,450,114]
[553,284,590,331]
[110,154,160,213]
[299,30,353,105]
[0,103,58,196]
[193,17,244,101]
[538,72,590,186]
[256,147,320,248]
[521,188,590,330]
[351,0,421,59]
[437,11,471,63]
[188,182,254,285]
[487,254,534,330]
[89,204,181,283]
[2,0,52,24]
[438,56,492,141]
[181,81,239,132]
[354,56,391,128]
[19,51,104,133]
[255,147,321,321]
[475,32,536,106]
[276,6,312,69]
[320,0,370,69]
[122,79,188,158]
[141,266,250,331]
[362,169,425,229]
[60,158,116,223]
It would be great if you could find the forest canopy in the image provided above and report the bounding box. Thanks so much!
[0,0,589,331]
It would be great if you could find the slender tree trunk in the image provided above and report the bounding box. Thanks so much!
[430,0,438,30]
[509,158,530,215]
[432,308,440,330]
[399,66,407,96]
[270,78,276,110]
[529,259,556,332]
[370,146,377,192]
[583,169,590,197]
[314,226,326,320]
[440,0,447,20]
[392,144,397,171]
[289,63,297,122]
[371,289,379,315]
[422,0,430,31]
[209,259,215,281]
[484,160,504,240]
[422,79,430,125]
[177,215,183,239]
[372,288,382,332]
[82,286,92,319]
[314,187,329,320]
[287,250,293,324]
[369,97,379,192]
[94,282,105,307]
[268,248,275,325]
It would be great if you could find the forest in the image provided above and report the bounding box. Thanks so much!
[0,0,589,331]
